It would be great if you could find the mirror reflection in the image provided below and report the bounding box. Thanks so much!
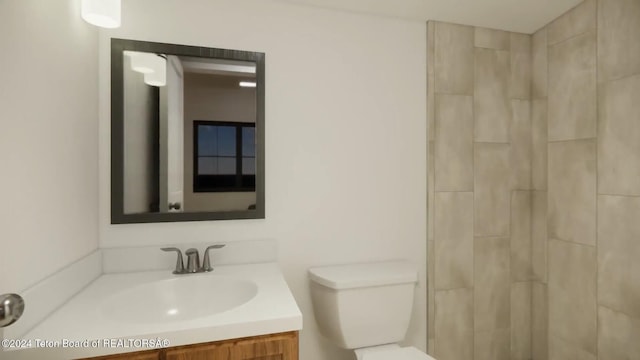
[112,39,265,224]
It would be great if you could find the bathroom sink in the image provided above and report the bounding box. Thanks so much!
[101,275,258,323]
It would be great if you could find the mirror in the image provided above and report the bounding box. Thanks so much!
[111,39,265,224]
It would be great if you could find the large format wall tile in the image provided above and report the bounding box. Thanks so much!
[475,27,510,50]
[548,139,596,246]
[474,48,511,142]
[531,99,547,190]
[474,237,510,331]
[546,0,596,46]
[434,192,474,290]
[598,74,640,196]
[475,328,510,360]
[510,33,531,100]
[511,191,532,281]
[435,288,474,360]
[532,28,548,99]
[548,32,596,141]
[435,22,474,95]
[532,282,548,360]
[435,94,474,191]
[548,239,597,354]
[598,0,640,82]
[597,195,640,318]
[532,191,547,282]
[511,100,531,190]
[511,282,531,360]
[598,306,640,360]
[474,143,511,237]
[428,22,435,142]
[549,335,597,360]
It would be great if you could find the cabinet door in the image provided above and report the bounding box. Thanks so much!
[233,332,298,360]
[79,350,160,360]
[164,332,298,360]
[165,342,233,360]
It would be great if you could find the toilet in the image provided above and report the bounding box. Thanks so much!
[308,261,436,360]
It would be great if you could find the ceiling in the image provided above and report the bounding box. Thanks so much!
[280,0,583,34]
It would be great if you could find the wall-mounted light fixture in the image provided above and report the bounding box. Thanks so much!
[81,0,121,28]
[239,81,257,88]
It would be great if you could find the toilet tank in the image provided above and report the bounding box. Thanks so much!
[308,261,418,350]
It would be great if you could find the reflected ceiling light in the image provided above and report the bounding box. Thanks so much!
[81,0,121,29]
[239,81,256,88]
[127,52,157,74]
[143,55,167,87]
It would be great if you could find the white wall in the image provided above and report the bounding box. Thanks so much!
[98,1,427,359]
[0,0,99,294]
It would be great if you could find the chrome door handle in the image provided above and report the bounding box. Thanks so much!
[0,293,25,328]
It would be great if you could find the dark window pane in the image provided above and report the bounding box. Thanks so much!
[242,127,256,157]
[242,157,255,175]
[198,125,217,156]
[218,126,236,156]
[218,157,236,174]
[198,157,218,175]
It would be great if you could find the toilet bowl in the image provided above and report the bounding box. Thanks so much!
[308,261,436,360]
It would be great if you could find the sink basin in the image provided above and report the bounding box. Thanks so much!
[101,275,258,323]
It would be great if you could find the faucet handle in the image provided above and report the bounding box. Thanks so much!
[202,244,226,272]
[185,248,201,273]
[161,247,185,274]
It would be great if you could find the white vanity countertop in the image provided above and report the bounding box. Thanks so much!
[7,263,302,360]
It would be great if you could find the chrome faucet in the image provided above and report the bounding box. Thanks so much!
[161,245,225,274]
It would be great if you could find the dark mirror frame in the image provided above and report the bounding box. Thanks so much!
[111,38,265,224]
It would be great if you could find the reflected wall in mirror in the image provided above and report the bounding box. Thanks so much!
[111,39,265,224]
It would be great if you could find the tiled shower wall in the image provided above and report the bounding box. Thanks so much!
[426,22,533,360]
[428,0,640,359]
[531,0,640,359]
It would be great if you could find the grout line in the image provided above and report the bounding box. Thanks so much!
[547,137,597,144]
[597,192,640,198]
[547,28,595,48]
[548,236,597,248]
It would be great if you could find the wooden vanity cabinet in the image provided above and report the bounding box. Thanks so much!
[80,332,298,360]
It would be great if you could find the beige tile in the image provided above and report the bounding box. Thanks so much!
[428,22,435,142]
[532,28,548,99]
[475,328,510,360]
[428,337,435,356]
[428,141,434,242]
[475,27,510,50]
[511,100,531,190]
[548,140,596,246]
[435,22,474,95]
[511,282,531,360]
[598,306,640,360]
[547,0,596,45]
[597,195,640,318]
[532,282,548,360]
[532,191,547,282]
[434,192,474,290]
[474,237,510,331]
[428,238,435,338]
[549,335,597,360]
[435,288,474,360]
[548,32,596,141]
[598,0,640,82]
[548,239,597,354]
[598,74,640,196]
[435,94,474,191]
[511,191,532,281]
[474,143,511,237]
[510,33,531,100]
[531,99,547,190]
[474,48,511,142]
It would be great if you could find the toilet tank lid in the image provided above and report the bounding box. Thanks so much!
[308,261,418,290]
